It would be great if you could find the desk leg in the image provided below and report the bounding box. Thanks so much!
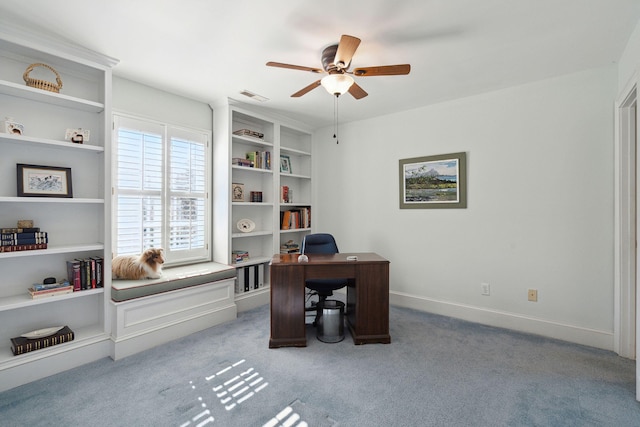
[346,263,391,345]
[269,265,306,348]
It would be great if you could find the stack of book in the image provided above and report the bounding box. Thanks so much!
[232,158,253,167]
[66,257,104,291]
[10,325,75,356]
[0,227,48,252]
[280,240,300,254]
[232,250,249,263]
[28,281,73,299]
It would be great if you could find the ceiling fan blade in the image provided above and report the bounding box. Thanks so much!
[266,61,323,73]
[334,35,361,68]
[291,80,322,97]
[348,82,368,99]
[353,64,411,76]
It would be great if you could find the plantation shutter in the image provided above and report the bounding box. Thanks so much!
[113,114,210,265]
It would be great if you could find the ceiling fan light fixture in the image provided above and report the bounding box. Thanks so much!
[321,74,354,96]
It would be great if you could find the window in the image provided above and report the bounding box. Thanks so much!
[113,114,210,265]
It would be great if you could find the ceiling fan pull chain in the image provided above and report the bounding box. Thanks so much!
[334,94,339,144]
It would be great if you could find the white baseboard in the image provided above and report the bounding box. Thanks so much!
[390,291,614,351]
[235,287,270,312]
[0,338,111,392]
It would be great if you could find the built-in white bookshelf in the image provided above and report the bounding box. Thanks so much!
[213,103,313,309]
[0,25,116,391]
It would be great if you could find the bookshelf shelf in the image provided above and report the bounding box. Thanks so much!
[0,26,114,391]
[214,104,313,303]
[0,324,107,369]
[232,165,274,174]
[0,288,103,312]
[0,133,104,152]
[0,79,104,112]
[0,243,104,259]
[232,134,273,148]
[280,146,311,156]
[0,196,104,204]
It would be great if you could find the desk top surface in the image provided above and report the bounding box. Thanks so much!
[271,252,389,265]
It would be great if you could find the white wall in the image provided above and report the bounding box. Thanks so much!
[112,76,211,130]
[619,19,640,91]
[313,66,617,349]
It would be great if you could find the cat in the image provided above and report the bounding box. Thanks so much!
[112,248,165,280]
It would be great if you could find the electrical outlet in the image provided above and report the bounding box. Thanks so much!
[481,283,490,296]
[528,289,538,302]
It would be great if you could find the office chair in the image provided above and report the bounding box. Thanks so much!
[302,233,348,324]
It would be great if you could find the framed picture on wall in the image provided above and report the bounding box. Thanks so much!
[399,152,466,209]
[17,164,73,198]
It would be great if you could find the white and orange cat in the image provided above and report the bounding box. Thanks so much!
[112,248,165,280]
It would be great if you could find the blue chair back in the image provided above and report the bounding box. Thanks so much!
[302,233,339,254]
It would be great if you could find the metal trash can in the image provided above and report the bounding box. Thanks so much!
[317,300,345,343]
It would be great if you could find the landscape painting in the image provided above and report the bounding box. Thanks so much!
[399,152,466,209]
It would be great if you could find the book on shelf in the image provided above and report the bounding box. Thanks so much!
[28,284,74,299]
[0,227,40,233]
[66,260,82,291]
[32,281,71,291]
[91,256,104,288]
[1,236,49,246]
[11,326,75,356]
[0,243,47,253]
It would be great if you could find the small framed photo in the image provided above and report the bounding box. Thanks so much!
[232,183,244,202]
[65,128,90,144]
[17,164,73,198]
[280,155,292,174]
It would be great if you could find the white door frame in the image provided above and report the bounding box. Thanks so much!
[614,71,638,399]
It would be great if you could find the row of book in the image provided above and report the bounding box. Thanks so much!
[0,227,48,252]
[235,263,265,293]
[281,207,311,230]
[66,257,104,291]
[11,325,75,356]
[232,150,272,170]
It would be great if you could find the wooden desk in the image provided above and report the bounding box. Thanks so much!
[269,252,391,348]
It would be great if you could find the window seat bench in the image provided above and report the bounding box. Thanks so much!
[109,262,237,360]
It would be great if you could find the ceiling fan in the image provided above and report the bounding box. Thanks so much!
[266,34,411,99]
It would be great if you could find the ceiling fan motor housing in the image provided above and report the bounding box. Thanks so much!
[322,44,346,73]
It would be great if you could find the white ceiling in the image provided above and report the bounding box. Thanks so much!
[1,0,639,129]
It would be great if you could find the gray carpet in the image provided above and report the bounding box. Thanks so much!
[1,303,639,426]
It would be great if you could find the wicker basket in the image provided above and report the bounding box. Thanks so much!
[23,63,63,93]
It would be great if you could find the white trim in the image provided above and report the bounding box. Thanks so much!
[390,291,613,350]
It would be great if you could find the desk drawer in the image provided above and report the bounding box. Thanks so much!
[304,264,355,279]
